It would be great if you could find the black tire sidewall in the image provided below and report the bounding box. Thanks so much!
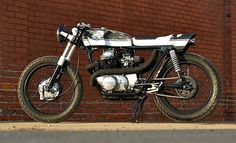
[153,54,221,122]
[17,56,83,122]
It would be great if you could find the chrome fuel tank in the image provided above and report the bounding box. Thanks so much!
[82,28,132,47]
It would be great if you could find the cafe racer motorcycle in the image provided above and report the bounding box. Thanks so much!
[17,22,221,123]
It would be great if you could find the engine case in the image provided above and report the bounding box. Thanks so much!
[99,49,119,69]
[96,74,137,92]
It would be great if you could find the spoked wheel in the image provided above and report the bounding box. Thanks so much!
[17,56,83,123]
[153,54,221,122]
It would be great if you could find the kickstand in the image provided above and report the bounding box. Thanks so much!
[132,95,147,123]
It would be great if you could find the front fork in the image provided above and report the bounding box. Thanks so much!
[47,42,77,88]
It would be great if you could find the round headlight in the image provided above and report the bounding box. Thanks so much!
[56,25,68,43]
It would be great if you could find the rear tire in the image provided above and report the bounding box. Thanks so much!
[17,56,83,123]
[153,54,221,122]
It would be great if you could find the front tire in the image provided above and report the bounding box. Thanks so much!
[153,54,221,122]
[17,56,83,123]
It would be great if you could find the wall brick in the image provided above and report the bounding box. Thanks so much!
[0,0,235,122]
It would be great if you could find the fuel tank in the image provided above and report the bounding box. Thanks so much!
[82,28,132,47]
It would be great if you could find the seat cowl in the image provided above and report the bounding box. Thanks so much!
[171,33,196,40]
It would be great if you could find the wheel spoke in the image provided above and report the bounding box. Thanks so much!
[36,100,50,108]
[59,100,63,111]
[186,64,190,76]
[181,100,186,110]
[159,60,213,113]
[32,79,38,89]
[32,89,38,97]
[186,99,194,107]
[25,63,76,115]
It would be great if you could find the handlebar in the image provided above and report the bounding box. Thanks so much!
[77,22,91,29]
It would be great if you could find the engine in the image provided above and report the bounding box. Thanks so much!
[99,48,143,69]
[97,74,137,92]
[96,48,144,92]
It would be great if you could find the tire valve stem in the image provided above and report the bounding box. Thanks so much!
[169,50,182,78]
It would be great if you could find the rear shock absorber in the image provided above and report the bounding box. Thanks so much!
[169,50,183,78]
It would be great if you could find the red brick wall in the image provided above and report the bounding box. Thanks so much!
[0,0,234,122]
[226,0,236,121]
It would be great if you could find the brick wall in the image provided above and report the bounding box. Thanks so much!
[0,0,234,122]
[226,0,236,121]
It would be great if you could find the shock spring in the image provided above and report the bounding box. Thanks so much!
[169,50,182,78]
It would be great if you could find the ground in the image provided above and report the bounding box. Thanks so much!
[0,122,236,143]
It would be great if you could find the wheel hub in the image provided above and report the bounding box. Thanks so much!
[175,76,198,99]
[38,78,61,101]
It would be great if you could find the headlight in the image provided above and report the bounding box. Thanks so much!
[56,25,68,43]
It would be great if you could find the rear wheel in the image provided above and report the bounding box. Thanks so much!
[17,56,83,123]
[153,54,221,122]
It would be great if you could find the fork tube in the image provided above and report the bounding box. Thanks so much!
[48,42,75,88]
[65,45,76,61]
[48,65,62,88]
[57,42,72,66]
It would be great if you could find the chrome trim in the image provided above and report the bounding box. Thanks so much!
[66,45,76,61]
[57,43,72,66]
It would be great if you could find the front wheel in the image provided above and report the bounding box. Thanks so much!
[153,54,221,122]
[17,56,83,123]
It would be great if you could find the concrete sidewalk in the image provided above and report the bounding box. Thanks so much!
[0,122,236,143]
[0,122,236,131]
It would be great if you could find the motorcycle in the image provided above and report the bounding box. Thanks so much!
[17,22,221,123]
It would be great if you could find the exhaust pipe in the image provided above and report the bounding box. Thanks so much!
[89,50,158,86]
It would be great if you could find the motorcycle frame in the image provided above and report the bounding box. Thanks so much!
[48,26,191,100]
[83,45,187,100]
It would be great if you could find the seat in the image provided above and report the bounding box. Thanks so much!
[132,35,173,47]
[132,33,195,49]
